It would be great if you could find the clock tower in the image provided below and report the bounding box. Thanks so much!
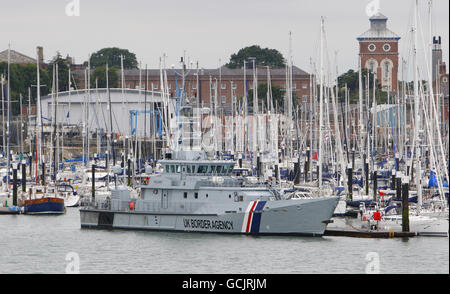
[357,12,400,92]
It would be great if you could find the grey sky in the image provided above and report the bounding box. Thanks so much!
[1,0,448,79]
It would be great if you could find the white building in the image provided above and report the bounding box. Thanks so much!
[38,88,165,137]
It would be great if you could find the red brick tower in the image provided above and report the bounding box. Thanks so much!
[357,12,400,92]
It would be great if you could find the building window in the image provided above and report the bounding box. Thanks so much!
[152,84,158,90]
[292,83,297,90]
[384,63,389,79]
[168,84,172,89]
[368,44,376,52]
[442,77,448,83]
[383,44,391,52]
[221,96,226,104]
[302,83,308,89]
[210,83,216,89]
[231,83,237,89]
[192,84,197,90]
[302,95,308,103]
[221,83,226,90]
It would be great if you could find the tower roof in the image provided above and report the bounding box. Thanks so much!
[369,12,388,20]
[357,12,400,41]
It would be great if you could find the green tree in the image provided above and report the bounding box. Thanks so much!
[47,52,71,92]
[247,83,285,111]
[0,62,51,115]
[87,47,138,69]
[90,66,119,88]
[225,45,285,69]
[337,68,388,104]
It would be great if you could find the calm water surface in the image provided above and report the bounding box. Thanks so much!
[0,207,448,274]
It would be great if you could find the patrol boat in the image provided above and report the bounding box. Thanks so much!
[80,148,339,236]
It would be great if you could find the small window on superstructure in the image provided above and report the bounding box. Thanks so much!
[187,165,191,174]
[176,165,181,173]
[216,165,223,174]
[184,192,187,199]
[170,165,175,173]
[194,192,198,199]
[165,165,169,173]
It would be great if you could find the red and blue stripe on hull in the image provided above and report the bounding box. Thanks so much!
[241,200,266,234]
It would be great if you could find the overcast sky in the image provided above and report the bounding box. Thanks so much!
[1,0,448,78]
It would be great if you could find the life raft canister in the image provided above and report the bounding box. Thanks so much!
[129,202,135,211]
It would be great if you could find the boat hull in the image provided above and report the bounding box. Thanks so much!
[24,197,65,215]
[80,197,339,236]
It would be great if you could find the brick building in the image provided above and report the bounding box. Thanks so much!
[357,12,400,92]
[71,65,312,107]
[432,36,449,123]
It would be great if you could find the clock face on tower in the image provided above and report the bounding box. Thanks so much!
[368,44,376,51]
[383,44,391,52]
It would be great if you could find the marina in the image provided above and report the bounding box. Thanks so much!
[0,0,449,277]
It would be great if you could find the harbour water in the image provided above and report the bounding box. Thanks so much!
[0,208,448,274]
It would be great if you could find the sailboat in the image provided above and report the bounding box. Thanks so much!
[23,48,65,215]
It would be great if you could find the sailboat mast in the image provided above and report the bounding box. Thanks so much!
[318,17,325,189]
[7,44,11,190]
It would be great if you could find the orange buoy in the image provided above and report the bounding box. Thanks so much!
[129,202,135,210]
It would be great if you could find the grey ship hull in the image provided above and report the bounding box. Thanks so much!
[80,196,339,236]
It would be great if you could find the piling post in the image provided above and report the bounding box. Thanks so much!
[364,154,369,195]
[305,147,310,182]
[347,163,353,202]
[127,155,131,187]
[395,153,400,172]
[274,164,279,184]
[92,164,95,203]
[401,176,410,232]
[12,163,18,206]
[256,155,261,179]
[29,152,32,178]
[42,162,46,186]
[373,166,377,202]
[294,158,300,185]
[22,159,26,193]
[396,172,402,200]
[391,169,396,190]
